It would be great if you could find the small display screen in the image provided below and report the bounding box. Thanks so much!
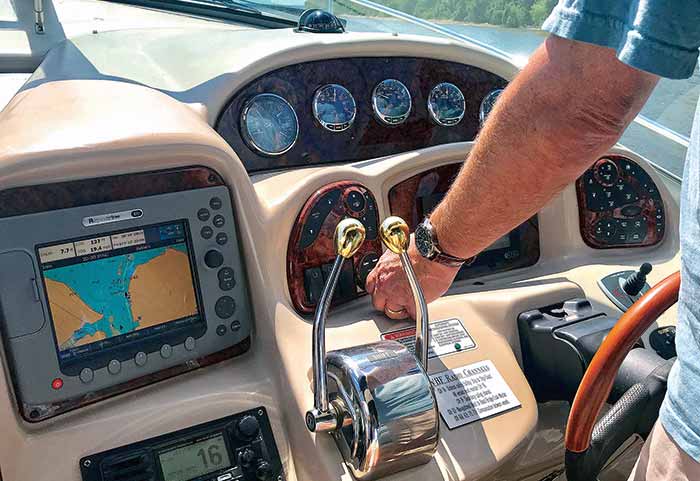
[158,434,232,481]
[37,221,202,363]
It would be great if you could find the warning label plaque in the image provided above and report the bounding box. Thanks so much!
[381,318,476,359]
[429,360,521,429]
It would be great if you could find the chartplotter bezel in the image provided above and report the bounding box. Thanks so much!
[0,167,252,421]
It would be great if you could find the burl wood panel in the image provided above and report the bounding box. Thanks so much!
[0,166,224,218]
[576,156,665,249]
[216,57,507,173]
[288,182,382,315]
[388,162,540,279]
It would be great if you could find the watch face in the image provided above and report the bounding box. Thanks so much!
[415,223,434,258]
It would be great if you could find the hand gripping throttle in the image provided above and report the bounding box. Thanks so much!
[305,217,439,480]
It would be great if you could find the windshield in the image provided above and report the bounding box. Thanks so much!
[170,0,698,179]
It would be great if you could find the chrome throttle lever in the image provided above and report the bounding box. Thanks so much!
[306,218,366,433]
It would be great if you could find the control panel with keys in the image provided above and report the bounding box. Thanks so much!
[576,156,665,248]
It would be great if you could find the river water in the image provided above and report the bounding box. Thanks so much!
[348,17,698,178]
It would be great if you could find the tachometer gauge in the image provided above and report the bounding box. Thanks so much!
[372,79,411,125]
[479,88,504,126]
[241,93,299,156]
[428,82,465,126]
[313,84,356,132]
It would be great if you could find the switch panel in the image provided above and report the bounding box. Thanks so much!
[287,182,381,315]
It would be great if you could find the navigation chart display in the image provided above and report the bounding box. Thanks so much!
[37,221,202,363]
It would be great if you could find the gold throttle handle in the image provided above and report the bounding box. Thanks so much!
[335,218,366,258]
[379,216,410,254]
[379,216,430,369]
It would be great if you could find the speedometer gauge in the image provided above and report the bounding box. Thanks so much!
[479,88,504,126]
[313,84,356,132]
[428,83,465,126]
[241,93,298,156]
[372,79,411,125]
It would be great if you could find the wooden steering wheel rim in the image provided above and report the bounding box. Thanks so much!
[565,271,681,453]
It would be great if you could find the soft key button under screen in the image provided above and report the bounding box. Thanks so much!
[134,351,147,367]
[79,368,94,383]
[107,360,121,375]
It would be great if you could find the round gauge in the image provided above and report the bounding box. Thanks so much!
[428,82,466,126]
[372,79,412,125]
[241,93,298,156]
[479,88,504,126]
[313,84,356,132]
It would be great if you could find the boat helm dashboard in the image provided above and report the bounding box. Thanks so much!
[0,2,683,481]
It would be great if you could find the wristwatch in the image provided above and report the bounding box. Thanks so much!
[414,217,470,268]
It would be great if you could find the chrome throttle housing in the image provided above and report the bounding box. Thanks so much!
[305,217,439,480]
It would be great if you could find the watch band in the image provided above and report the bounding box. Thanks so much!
[418,218,471,268]
[432,250,468,268]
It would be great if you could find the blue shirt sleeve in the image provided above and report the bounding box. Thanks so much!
[542,0,700,79]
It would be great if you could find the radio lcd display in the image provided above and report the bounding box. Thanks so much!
[158,434,232,481]
[37,220,203,364]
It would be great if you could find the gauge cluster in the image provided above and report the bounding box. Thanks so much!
[216,57,507,172]
[241,78,468,155]
[576,156,665,248]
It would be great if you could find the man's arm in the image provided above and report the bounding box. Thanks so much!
[367,35,658,319]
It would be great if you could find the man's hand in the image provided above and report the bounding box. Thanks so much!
[365,236,461,320]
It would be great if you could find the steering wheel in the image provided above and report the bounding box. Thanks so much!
[564,272,680,481]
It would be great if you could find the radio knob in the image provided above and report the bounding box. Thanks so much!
[238,447,256,468]
[255,460,274,481]
[236,415,260,440]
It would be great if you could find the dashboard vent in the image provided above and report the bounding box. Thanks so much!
[101,452,155,481]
